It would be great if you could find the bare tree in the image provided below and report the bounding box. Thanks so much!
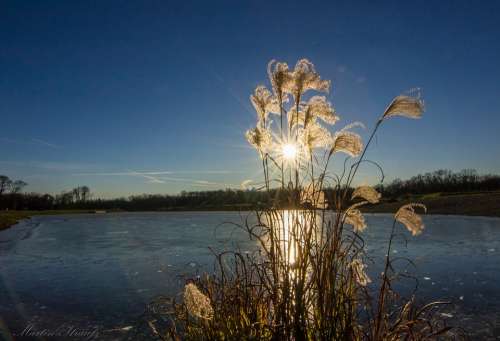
[10,180,28,194]
[57,191,74,206]
[72,187,81,202]
[0,175,12,196]
[81,186,90,202]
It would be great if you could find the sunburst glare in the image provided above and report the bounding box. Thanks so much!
[281,143,298,160]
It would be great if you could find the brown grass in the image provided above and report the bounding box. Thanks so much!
[364,191,500,217]
[0,210,93,230]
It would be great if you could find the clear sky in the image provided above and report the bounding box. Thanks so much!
[1,0,499,198]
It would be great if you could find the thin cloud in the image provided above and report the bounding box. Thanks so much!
[334,64,367,84]
[72,171,174,176]
[72,170,237,188]
[72,170,236,176]
[156,176,235,188]
[0,137,17,144]
[129,171,165,184]
[195,56,254,116]
[241,179,253,189]
[31,138,62,149]
[0,160,99,172]
[0,137,62,149]
[172,170,238,174]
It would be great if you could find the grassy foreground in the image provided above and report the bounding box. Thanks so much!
[0,210,93,230]
[365,191,500,217]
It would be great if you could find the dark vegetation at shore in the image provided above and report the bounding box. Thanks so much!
[0,210,93,230]
[376,169,500,196]
[370,169,500,217]
[1,170,499,227]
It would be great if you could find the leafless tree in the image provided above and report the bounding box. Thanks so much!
[81,186,90,202]
[72,187,81,202]
[10,180,27,194]
[0,175,12,196]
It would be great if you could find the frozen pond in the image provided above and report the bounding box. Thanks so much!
[1,212,499,339]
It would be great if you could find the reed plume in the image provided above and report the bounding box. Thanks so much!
[395,203,427,236]
[382,90,424,120]
[250,85,280,125]
[350,258,371,286]
[352,185,381,204]
[331,130,363,157]
[344,207,367,232]
[183,283,214,320]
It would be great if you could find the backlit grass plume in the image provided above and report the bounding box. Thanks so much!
[395,203,427,236]
[183,283,214,320]
[382,90,425,120]
[344,207,367,233]
[164,59,454,340]
[350,258,371,287]
[352,185,381,204]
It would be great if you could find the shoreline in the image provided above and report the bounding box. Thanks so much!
[0,210,94,231]
[1,192,499,231]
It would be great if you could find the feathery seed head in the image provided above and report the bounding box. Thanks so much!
[250,85,280,124]
[395,203,427,236]
[299,123,332,154]
[344,208,367,233]
[246,126,273,156]
[183,283,214,320]
[331,131,363,157]
[306,96,339,125]
[267,60,293,98]
[350,258,371,286]
[382,90,425,120]
[288,59,331,99]
[352,186,381,204]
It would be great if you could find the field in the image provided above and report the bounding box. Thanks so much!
[365,191,500,217]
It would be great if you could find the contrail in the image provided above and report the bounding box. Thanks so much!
[72,170,238,187]
[31,138,62,149]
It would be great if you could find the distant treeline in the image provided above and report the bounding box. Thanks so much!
[377,169,500,197]
[1,169,499,211]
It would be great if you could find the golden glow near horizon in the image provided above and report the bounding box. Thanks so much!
[281,143,298,161]
[282,210,298,266]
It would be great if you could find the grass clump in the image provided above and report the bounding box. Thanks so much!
[150,59,457,340]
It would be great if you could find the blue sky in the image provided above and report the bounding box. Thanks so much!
[1,0,499,197]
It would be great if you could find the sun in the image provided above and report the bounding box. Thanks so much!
[282,143,298,160]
